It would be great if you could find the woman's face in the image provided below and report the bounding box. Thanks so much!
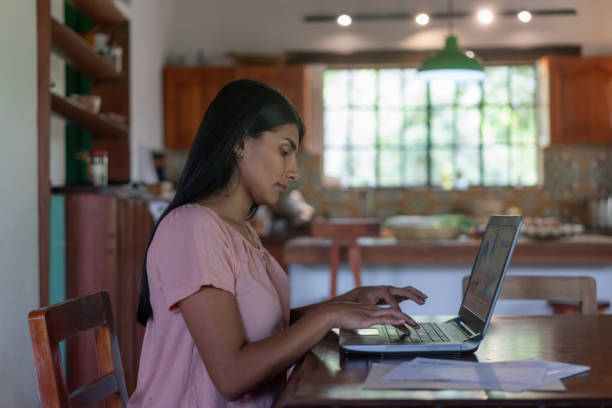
[237,123,300,207]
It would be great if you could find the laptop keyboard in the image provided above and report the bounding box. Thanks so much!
[384,322,451,343]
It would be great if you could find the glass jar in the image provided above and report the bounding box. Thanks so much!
[88,150,108,186]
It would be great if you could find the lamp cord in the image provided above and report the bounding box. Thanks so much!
[448,0,454,35]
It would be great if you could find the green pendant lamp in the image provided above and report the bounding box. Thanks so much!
[418,0,485,81]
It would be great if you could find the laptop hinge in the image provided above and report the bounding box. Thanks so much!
[452,318,480,340]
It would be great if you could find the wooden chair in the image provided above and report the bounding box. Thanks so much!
[28,290,128,408]
[462,275,597,314]
[310,218,380,298]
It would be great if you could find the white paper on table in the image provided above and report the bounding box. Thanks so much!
[381,357,549,392]
[532,360,590,383]
[364,364,566,392]
[488,359,590,384]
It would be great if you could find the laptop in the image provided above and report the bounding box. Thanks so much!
[339,215,523,354]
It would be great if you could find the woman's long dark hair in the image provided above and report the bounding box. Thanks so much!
[137,79,305,326]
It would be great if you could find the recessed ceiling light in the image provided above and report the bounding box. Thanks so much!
[518,10,532,23]
[337,14,352,26]
[415,12,430,26]
[477,9,494,24]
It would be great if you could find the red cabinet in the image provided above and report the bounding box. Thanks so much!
[538,56,612,144]
[64,193,152,395]
[164,65,311,149]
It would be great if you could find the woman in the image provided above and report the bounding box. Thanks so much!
[128,79,427,407]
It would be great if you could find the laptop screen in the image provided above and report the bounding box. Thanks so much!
[461,223,519,321]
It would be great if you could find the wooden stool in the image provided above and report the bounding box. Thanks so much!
[310,218,380,298]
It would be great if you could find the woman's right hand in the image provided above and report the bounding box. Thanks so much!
[321,301,419,332]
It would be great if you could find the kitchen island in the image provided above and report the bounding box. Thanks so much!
[285,234,612,314]
[285,234,612,264]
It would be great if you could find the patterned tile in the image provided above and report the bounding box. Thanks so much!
[543,149,580,200]
[162,145,612,223]
[590,151,612,195]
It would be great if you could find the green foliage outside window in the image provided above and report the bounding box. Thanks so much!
[323,66,538,188]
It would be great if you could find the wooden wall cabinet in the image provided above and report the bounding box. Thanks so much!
[538,56,612,144]
[164,65,311,149]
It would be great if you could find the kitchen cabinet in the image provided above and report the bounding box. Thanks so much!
[164,67,234,149]
[63,192,151,395]
[164,65,311,149]
[538,56,612,144]
[234,65,311,130]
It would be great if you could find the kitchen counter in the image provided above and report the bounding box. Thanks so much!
[285,234,612,265]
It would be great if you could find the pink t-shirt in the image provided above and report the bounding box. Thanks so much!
[128,204,290,408]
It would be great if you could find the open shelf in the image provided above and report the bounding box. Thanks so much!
[38,0,132,313]
[67,0,130,24]
[51,18,121,81]
[51,92,128,138]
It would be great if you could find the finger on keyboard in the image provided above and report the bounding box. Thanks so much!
[394,323,411,334]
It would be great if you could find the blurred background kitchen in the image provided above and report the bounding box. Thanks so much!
[3,0,612,406]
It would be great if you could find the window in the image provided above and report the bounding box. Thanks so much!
[322,66,538,188]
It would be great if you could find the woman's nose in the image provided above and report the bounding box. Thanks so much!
[287,158,300,182]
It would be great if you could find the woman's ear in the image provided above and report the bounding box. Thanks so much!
[234,142,245,159]
[234,136,247,159]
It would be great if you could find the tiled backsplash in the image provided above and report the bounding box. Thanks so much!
[542,144,612,222]
[165,144,612,224]
[294,144,612,224]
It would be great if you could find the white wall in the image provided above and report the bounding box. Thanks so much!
[290,263,612,315]
[0,3,177,404]
[168,0,612,62]
[0,0,40,406]
[130,0,176,181]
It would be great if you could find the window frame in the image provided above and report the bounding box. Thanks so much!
[319,62,541,190]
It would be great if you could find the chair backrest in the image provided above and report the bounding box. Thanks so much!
[310,218,381,297]
[28,290,128,408]
[310,218,380,243]
[462,275,597,315]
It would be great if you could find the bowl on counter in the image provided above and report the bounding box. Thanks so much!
[520,217,584,240]
[384,214,477,241]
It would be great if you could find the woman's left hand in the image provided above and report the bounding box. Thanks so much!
[335,285,427,312]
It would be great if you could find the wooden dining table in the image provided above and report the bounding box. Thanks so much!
[275,315,612,407]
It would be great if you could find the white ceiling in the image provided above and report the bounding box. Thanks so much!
[167,0,612,62]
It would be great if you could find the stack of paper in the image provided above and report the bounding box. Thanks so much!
[364,357,589,392]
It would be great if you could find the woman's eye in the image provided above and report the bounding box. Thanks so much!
[280,149,289,157]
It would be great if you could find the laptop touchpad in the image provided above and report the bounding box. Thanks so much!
[343,328,380,336]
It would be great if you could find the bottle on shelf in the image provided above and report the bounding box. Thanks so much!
[88,149,108,186]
